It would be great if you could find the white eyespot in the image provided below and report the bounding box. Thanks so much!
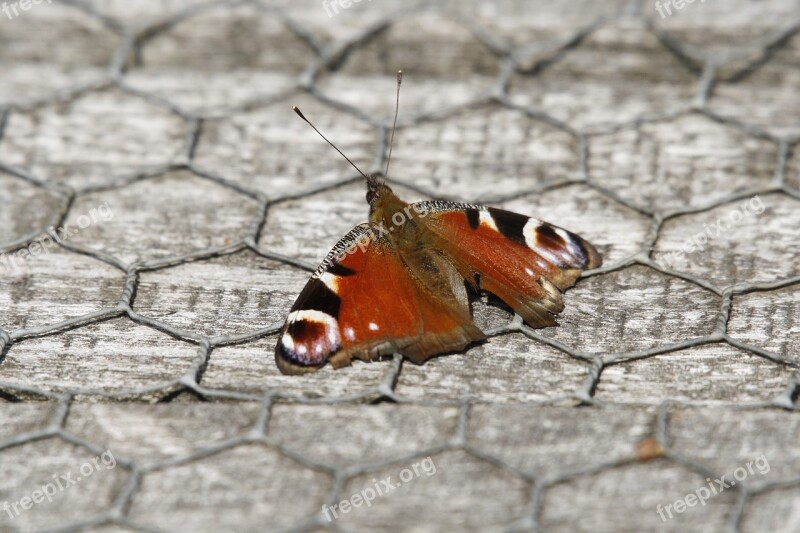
[554,228,572,241]
[284,310,341,353]
[555,227,582,259]
[524,219,562,266]
[368,322,379,331]
[319,272,340,292]
[522,219,541,250]
[286,309,338,327]
[280,332,295,351]
[479,210,498,231]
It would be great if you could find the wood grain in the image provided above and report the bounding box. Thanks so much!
[0,1,798,531]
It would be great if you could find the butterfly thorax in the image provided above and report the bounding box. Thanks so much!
[368,183,426,244]
[367,183,460,297]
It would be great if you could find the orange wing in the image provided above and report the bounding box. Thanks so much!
[418,201,602,328]
[275,224,484,374]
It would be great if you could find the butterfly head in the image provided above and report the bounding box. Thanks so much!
[365,177,414,232]
[365,173,403,207]
[365,173,385,205]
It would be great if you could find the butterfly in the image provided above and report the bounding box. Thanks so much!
[275,74,602,375]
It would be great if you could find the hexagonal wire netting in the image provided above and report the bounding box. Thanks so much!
[1,0,799,531]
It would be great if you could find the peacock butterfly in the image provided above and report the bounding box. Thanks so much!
[276,72,602,374]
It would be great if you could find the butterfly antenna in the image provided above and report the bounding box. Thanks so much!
[292,105,373,183]
[384,70,402,178]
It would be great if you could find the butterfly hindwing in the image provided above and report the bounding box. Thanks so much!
[275,224,484,375]
[416,201,602,328]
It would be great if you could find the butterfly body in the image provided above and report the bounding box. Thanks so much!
[275,176,602,375]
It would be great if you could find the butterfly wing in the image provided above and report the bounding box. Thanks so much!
[275,224,484,374]
[417,201,602,328]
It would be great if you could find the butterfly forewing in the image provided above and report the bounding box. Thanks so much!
[416,201,602,328]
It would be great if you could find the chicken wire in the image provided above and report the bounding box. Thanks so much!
[0,0,799,531]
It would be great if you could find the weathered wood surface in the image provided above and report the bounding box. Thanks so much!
[1,0,799,532]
